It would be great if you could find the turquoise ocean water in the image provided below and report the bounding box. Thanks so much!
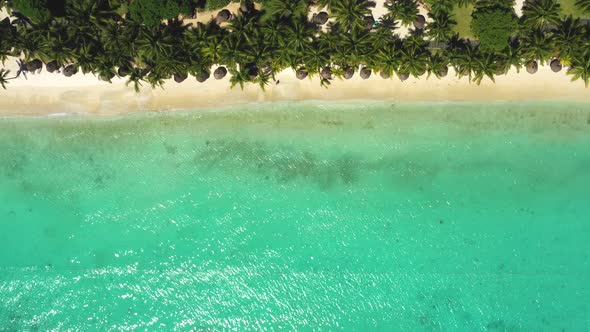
[0,101,589,331]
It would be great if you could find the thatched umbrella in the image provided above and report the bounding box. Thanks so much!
[25,59,42,72]
[360,67,372,79]
[214,66,227,79]
[196,70,210,82]
[63,64,77,77]
[343,67,355,79]
[296,68,308,80]
[380,71,390,79]
[216,9,232,24]
[364,15,375,30]
[550,59,562,73]
[526,61,538,74]
[245,64,258,79]
[46,61,58,73]
[117,66,130,77]
[495,66,505,76]
[399,72,410,81]
[174,72,188,83]
[311,12,328,25]
[438,66,448,78]
[414,15,426,29]
[320,67,332,80]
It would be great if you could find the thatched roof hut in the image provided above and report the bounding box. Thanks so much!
[380,71,390,79]
[399,72,410,81]
[174,72,188,83]
[526,61,538,74]
[311,12,328,25]
[46,61,58,73]
[360,67,372,79]
[63,64,77,77]
[320,67,332,80]
[214,66,227,79]
[296,68,308,80]
[414,15,426,29]
[216,9,232,24]
[343,67,355,79]
[550,59,562,73]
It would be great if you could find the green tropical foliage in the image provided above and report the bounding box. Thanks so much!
[567,52,590,87]
[0,0,590,91]
[386,0,419,27]
[11,0,51,23]
[575,0,590,13]
[521,0,561,30]
[128,0,193,27]
[331,0,372,32]
[0,68,11,89]
[471,5,518,51]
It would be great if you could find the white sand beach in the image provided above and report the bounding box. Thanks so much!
[1,0,589,116]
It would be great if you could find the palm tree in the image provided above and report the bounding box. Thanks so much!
[399,44,428,77]
[575,0,590,13]
[254,71,272,91]
[552,16,585,64]
[261,0,309,22]
[427,53,449,79]
[330,0,372,33]
[427,0,455,15]
[471,51,496,84]
[567,52,590,87]
[386,0,419,27]
[125,67,146,92]
[0,69,12,89]
[338,30,372,67]
[229,66,253,89]
[450,41,479,80]
[520,29,554,64]
[302,41,330,74]
[370,25,397,49]
[496,38,523,74]
[426,11,456,43]
[521,0,561,31]
[283,20,314,66]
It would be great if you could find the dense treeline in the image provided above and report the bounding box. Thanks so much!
[1,0,590,91]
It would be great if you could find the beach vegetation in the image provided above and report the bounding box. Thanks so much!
[205,0,233,10]
[567,0,590,16]
[385,0,419,27]
[521,0,561,30]
[567,52,590,86]
[0,0,589,90]
[11,0,51,23]
[0,68,11,89]
[128,0,194,27]
[471,4,518,51]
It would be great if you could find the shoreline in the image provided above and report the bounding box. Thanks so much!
[1,64,590,117]
[2,0,589,117]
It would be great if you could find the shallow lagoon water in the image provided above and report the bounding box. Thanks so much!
[0,101,589,330]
